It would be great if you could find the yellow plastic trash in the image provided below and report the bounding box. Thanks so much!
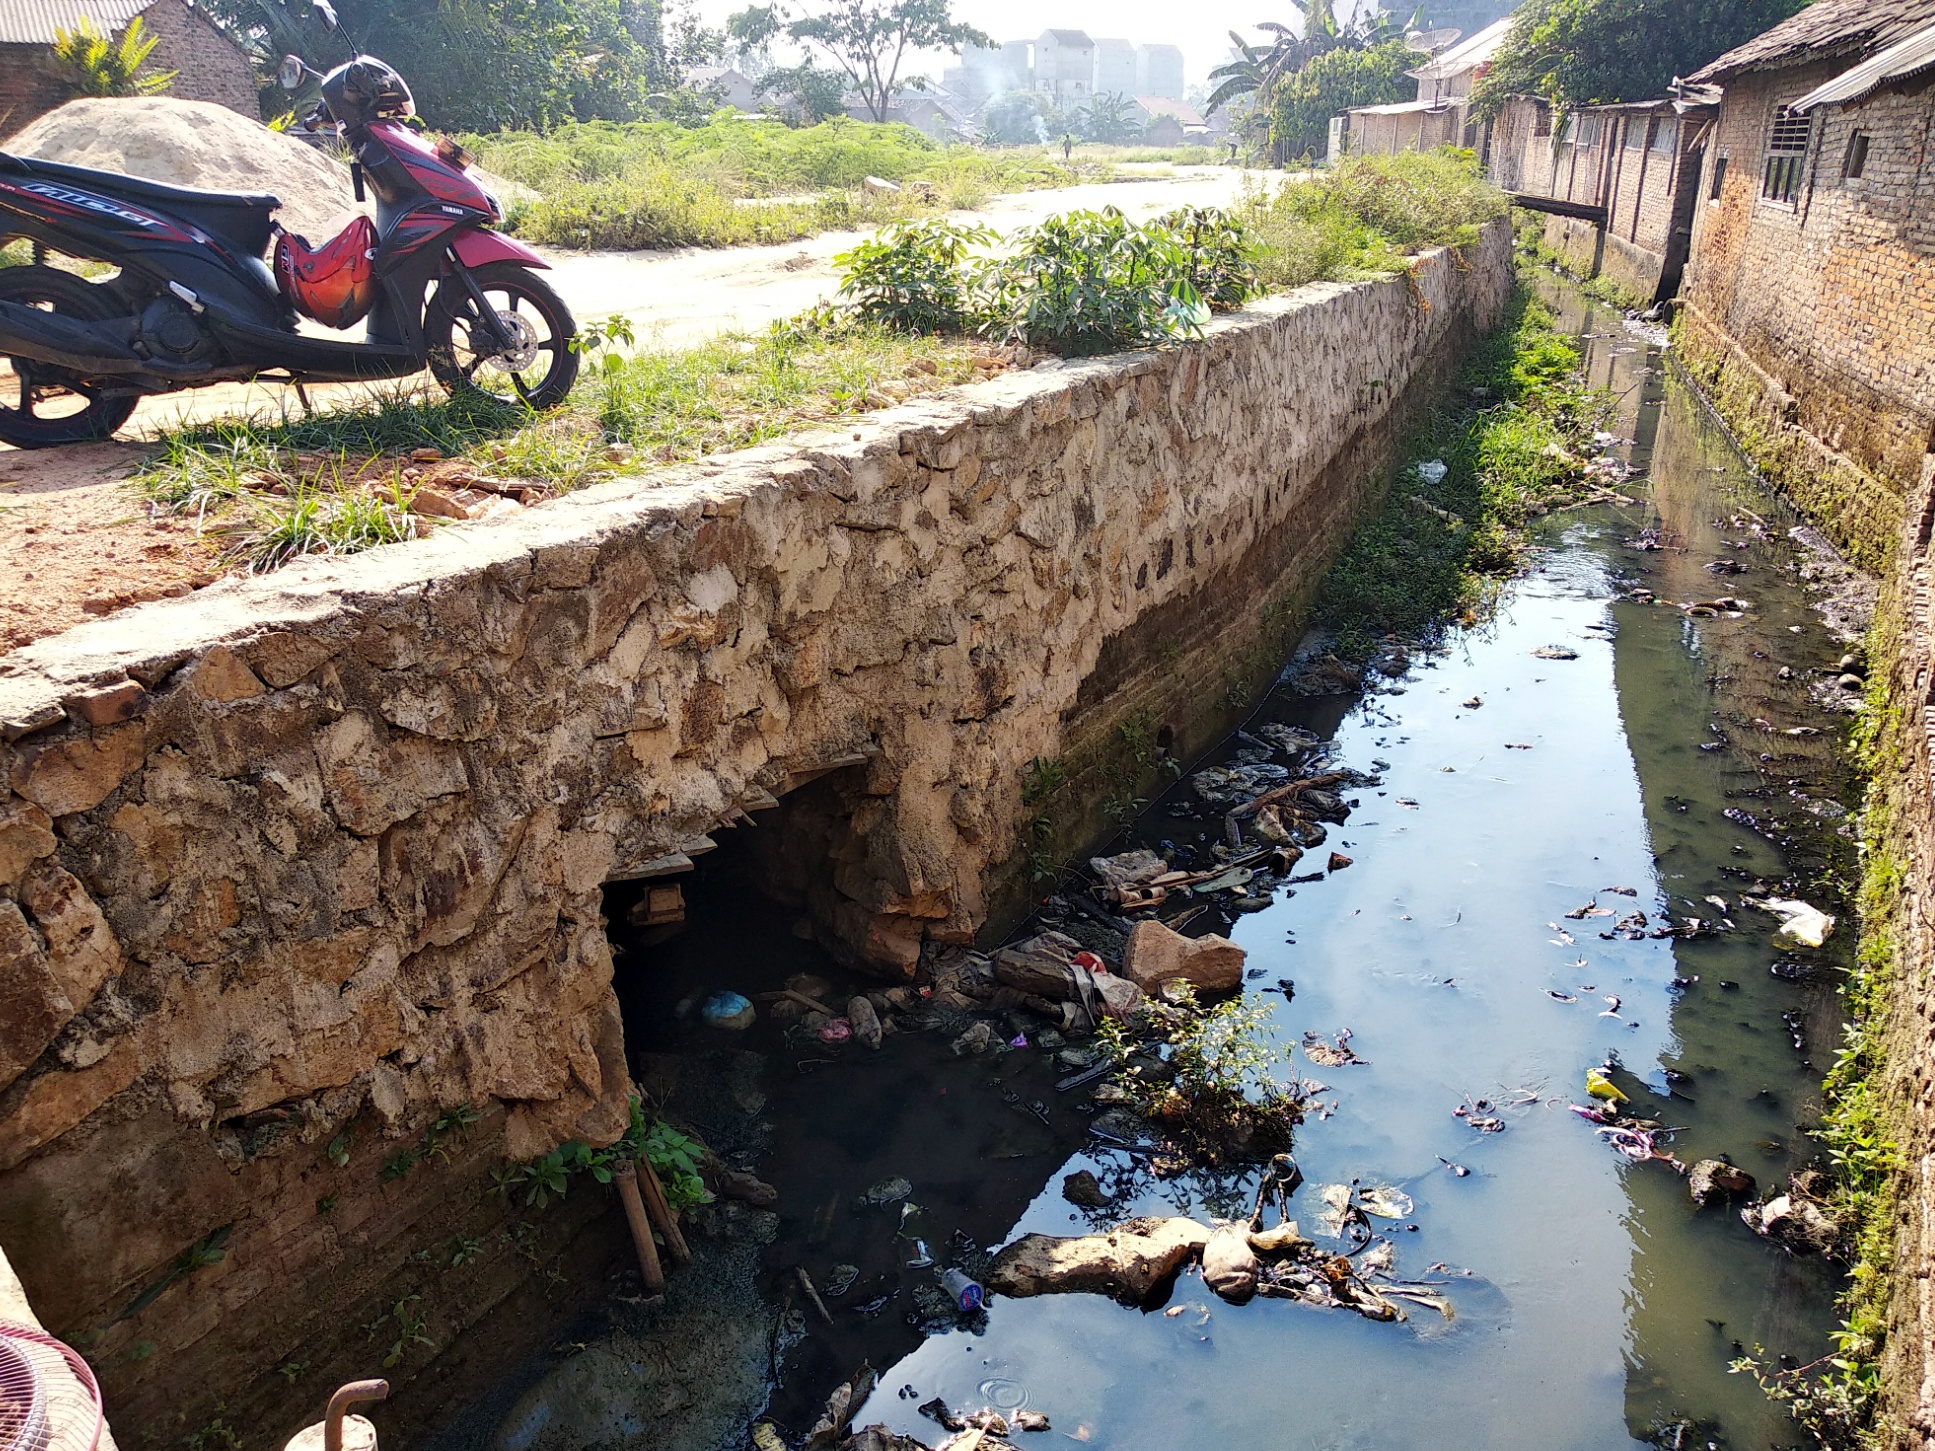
[1585,1068,1627,1104]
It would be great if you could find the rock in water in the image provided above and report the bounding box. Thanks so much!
[951,1021,993,1056]
[985,1217,1210,1306]
[991,931,1086,999]
[1061,1170,1110,1207]
[1246,1222,1310,1257]
[1201,1224,1259,1303]
[848,996,883,1049]
[1688,1159,1755,1207]
[1119,920,1245,994]
[1744,1193,1838,1253]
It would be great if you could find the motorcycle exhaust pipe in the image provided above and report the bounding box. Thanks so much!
[0,297,160,377]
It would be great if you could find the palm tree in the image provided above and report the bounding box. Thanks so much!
[1204,1,1424,117]
[1083,91,1141,144]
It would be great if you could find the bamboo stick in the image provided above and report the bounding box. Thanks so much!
[611,1161,665,1294]
[636,1156,693,1266]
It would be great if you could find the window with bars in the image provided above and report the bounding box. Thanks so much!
[1534,109,1552,138]
[1624,117,1648,150]
[1651,118,1678,154]
[1565,113,1602,147]
[1762,104,1810,203]
[1709,152,1729,200]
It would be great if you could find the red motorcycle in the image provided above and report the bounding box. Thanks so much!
[0,53,576,448]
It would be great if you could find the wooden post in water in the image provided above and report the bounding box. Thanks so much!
[636,1156,693,1266]
[612,1160,666,1294]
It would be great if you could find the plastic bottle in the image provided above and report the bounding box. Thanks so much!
[939,1268,984,1312]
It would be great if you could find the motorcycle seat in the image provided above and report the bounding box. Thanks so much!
[0,152,281,255]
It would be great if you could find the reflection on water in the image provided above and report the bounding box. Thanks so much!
[841,285,1852,1450]
[481,279,1857,1451]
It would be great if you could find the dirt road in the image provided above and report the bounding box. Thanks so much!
[0,166,1268,652]
[546,165,1264,346]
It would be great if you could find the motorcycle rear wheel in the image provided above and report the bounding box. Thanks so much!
[0,266,140,449]
[425,261,578,411]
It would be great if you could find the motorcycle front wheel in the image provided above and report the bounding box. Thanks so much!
[0,266,140,448]
[425,261,579,411]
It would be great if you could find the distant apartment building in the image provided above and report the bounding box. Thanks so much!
[1136,44,1185,101]
[1094,37,1138,96]
[1035,29,1096,106]
[943,31,1191,114]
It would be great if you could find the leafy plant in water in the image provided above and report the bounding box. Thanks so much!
[1098,985,1303,1166]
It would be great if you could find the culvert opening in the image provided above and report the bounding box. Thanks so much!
[591,781,1086,1433]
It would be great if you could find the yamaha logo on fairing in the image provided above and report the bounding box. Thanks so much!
[20,182,162,228]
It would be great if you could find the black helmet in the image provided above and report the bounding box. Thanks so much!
[320,55,414,126]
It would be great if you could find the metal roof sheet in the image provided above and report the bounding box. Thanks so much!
[1688,0,1935,82]
[1792,18,1935,109]
[0,0,155,44]
[1432,15,1515,73]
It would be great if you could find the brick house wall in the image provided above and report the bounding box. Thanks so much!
[0,0,256,142]
[1678,64,1935,563]
[140,0,258,119]
[0,45,70,134]
[1500,100,1707,303]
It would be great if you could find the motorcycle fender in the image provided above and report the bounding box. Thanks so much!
[450,231,550,271]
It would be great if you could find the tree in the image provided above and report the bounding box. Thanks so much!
[50,15,177,97]
[1471,0,1810,120]
[760,59,849,123]
[1083,92,1141,144]
[1205,1,1420,117]
[731,0,988,122]
[982,89,1053,144]
[1270,39,1413,160]
[203,0,683,128]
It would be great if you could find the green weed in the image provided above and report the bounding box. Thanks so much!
[1316,284,1611,659]
[1237,149,1508,291]
[1021,757,1068,806]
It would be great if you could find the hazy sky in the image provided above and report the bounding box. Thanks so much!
[685,0,1381,92]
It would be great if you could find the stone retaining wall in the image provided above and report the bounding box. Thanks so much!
[0,219,1512,1445]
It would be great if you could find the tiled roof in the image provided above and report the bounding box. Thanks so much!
[1793,18,1935,109]
[0,0,156,43]
[1687,0,1935,81]
[1134,95,1203,124]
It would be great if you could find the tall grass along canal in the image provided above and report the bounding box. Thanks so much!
[469,281,1864,1451]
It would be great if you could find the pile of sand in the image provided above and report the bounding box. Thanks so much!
[6,97,364,241]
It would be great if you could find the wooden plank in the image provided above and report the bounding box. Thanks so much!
[1509,192,1607,224]
[609,851,694,882]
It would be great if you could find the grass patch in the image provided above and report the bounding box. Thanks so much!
[1236,149,1509,290]
[463,117,1149,251]
[129,323,996,574]
[1315,279,1614,659]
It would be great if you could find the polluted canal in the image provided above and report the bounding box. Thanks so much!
[459,281,1868,1451]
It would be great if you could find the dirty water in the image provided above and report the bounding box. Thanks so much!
[459,279,1862,1451]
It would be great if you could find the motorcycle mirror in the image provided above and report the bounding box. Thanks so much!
[277,54,304,89]
[312,0,339,29]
